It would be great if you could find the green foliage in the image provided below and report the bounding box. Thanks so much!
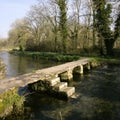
[93,0,120,56]
[10,50,80,62]
[57,0,68,53]
[114,11,120,40]
[0,39,8,51]
[0,89,25,117]
[97,3,112,37]
[7,0,120,56]
[0,59,6,79]
[8,18,32,50]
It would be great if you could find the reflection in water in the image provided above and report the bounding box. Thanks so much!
[0,52,120,120]
[0,52,60,78]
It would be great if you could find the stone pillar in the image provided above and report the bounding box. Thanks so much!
[59,70,73,82]
[84,62,91,70]
[73,65,83,74]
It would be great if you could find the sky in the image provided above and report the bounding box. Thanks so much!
[0,0,37,38]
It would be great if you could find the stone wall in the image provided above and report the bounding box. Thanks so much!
[0,58,6,79]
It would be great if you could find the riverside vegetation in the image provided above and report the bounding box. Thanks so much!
[0,59,6,80]
[0,89,25,119]
[0,0,119,57]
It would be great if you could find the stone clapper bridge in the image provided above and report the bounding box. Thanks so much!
[0,58,96,99]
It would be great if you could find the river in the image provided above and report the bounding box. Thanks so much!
[0,52,60,78]
[0,52,120,120]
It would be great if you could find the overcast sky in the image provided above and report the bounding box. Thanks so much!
[0,0,37,38]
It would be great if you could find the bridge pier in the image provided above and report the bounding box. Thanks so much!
[73,65,83,74]
[83,62,91,71]
[59,70,73,82]
[73,62,91,75]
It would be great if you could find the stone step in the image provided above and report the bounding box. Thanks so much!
[60,87,75,97]
[54,82,68,91]
[45,77,60,86]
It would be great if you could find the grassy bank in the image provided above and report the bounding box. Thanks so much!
[0,89,25,119]
[10,50,80,62]
[91,56,120,66]
[10,50,120,65]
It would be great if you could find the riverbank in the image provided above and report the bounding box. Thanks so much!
[10,50,80,62]
[0,89,25,119]
[10,50,120,65]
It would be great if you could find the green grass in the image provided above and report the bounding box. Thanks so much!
[10,50,80,62]
[0,89,25,117]
[91,57,120,65]
[10,50,120,65]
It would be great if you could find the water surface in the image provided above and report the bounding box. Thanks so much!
[0,52,60,78]
[24,65,120,120]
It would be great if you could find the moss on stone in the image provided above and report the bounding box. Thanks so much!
[0,59,6,79]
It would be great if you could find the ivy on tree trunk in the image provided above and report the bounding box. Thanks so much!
[56,0,68,53]
[93,0,120,56]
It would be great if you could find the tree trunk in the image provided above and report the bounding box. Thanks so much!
[104,39,114,56]
[57,0,68,53]
[92,9,96,48]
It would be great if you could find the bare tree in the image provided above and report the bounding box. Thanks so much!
[68,0,82,50]
[8,18,29,50]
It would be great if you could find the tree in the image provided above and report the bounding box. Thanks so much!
[55,0,68,53]
[0,38,8,50]
[69,0,82,50]
[25,1,62,52]
[93,0,120,55]
[37,0,60,52]
[25,5,45,45]
[8,18,29,50]
[88,0,96,48]
[114,6,120,41]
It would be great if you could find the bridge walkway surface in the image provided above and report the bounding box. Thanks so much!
[0,58,92,98]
